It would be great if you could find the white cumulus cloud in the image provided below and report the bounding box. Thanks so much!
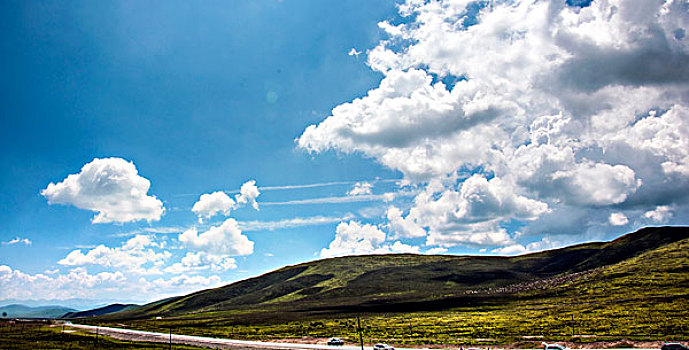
[491,236,565,256]
[164,252,237,274]
[192,180,260,222]
[609,212,629,226]
[0,265,126,300]
[425,247,448,255]
[320,221,420,258]
[192,191,236,222]
[347,182,373,196]
[235,180,260,210]
[41,157,164,223]
[179,218,254,256]
[0,263,223,302]
[58,235,170,275]
[298,0,689,245]
[643,205,674,223]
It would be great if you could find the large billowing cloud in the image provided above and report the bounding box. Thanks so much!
[300,0,689,249]
[41,158,164,223]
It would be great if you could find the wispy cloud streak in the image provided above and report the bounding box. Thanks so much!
[2,237,32,246]
[260,190,417,206]
[223,179,400,194]
[239,214,356,232]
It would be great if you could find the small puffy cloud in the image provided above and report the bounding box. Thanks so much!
[609,212,629,226]
[179,218,254,256]
[491,244,529,256]
[58,235,170,275]
[192,180,260,221]
[491,236,564,256]
[320,221,420,258]
[144,274,222,294]
[192,191,235,222]
[164,252,237,274]
[348,48,362,57]
[425,247,448,255]
[643,205,674,223]
[41,158,164,223]
[347,182,373,196]
[2,237,32,245]
[235,180,260,210]
[386,241,420,255]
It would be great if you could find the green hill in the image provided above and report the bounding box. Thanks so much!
[99,226,687,328]
[62,303,140,319]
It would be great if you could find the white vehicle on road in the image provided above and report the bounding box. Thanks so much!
[373,343,394,350]
[543,342,567,350]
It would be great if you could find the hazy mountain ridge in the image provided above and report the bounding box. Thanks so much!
[0,304,77,319]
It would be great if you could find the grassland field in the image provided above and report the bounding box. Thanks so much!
[0,320,209,349]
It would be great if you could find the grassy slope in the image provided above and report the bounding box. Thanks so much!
[63,303,140,319]
[83,226,689,344]
[109,226,688,321]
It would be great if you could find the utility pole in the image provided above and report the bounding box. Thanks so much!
[169,326,172,350]
[571,314,575,337]
[357,317,365,350]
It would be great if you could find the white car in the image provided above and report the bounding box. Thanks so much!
[373,343,394,350]
[543,343,567,350]
[328,338,345,346]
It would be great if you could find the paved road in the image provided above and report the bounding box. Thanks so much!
[69,323,400,350]
[66,323,657,350]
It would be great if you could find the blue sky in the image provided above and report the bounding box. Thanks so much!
[2,0,688,305]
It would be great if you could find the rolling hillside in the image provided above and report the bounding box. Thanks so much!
[100,226,688,323]
[62,303,139,319]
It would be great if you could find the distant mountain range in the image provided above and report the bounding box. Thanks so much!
[0,297,144,311]
[0,304,77,319]
[92,226,688,322]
